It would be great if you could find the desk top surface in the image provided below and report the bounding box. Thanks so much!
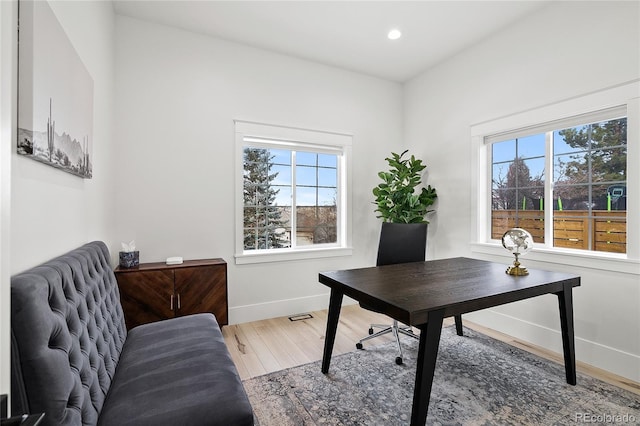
[319,257,580,326]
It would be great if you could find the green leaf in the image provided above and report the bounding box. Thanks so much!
[372,150,437,223]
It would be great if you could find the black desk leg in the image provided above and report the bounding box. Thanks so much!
[321,288,343,374]
[557,283,577,385]
[411,309,444,426]
[454,314,463,336]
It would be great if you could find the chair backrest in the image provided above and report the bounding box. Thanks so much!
[376,222,427,266]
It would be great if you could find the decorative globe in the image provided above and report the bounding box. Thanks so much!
[501,228,534,255]
[501,228,533,275]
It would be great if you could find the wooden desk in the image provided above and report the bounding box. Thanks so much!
[319,257,580,426]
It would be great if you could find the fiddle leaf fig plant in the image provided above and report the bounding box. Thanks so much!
[373,150,437,223]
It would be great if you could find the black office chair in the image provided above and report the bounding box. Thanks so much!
[356,222,463,364]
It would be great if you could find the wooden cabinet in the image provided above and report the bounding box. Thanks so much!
[114,259,228,330]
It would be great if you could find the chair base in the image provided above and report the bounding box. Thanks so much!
[356,319,419,364]
[356,315,464,364]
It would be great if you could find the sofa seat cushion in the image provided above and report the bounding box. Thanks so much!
[97,314,253,426]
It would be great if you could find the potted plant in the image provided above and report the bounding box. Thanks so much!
[373,149,437,224]
[372,150,437,265]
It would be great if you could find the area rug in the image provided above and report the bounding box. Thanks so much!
[242,326,640,425]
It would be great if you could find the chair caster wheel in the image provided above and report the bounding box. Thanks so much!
[356,343,363,350]
[368,328,374,335]
[395,356,403,365]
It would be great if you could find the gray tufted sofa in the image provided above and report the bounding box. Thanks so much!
[10,241,254,426]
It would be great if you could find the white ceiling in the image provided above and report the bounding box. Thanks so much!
[113,1,550,82]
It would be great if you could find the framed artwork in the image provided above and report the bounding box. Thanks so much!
[17,0,94,178]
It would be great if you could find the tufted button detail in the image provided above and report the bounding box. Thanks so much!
[12,242,128,424]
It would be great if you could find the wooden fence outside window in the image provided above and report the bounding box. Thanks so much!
[491,210,626,253]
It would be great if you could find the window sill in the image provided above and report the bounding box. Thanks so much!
[235,246,353,265]
[470,242,639,275]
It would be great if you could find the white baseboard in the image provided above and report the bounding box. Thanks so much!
[464,309,640,383]
[228,294,357,325]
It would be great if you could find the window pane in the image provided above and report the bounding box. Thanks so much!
[554,152,588,185]
[295,146,338,246]
[491,188,512,210]
[270,149,291,165]
[590,118,627,148]
[490,189,544,244]
[272,185,291,206]
[551,118,627,253]
[591,146,626,183]
[318,154,337,167]
[271,164,291,186]
[243,206,290,250]
[296,151,317,166]
[554,184,589,210]
[492,162,512,190]
[296,186,317,206]
[519,187,545,210]
[591,184,611,211]
[243,147,291,251]
[318,188,337,205]
[607,184,627,210]
[296,206,337,246]
[296,165,317,186]
[318,167,337,187]
[553,210,588,250]
[554,126,588,155]
[517,134,545,158]
[492,139,516,163]
[521,157,545,184]
[491,135,547,245]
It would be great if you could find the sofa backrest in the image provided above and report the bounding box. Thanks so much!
[11,241,127,425]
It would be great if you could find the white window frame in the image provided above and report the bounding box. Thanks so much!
[470,81,640,275]
[234,120,353,265]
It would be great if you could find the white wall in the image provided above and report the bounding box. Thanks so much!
[0,0,16,405]
[405,1,640,381]
[10,0,116,275]
[2,0,115,411]
[114,16,404,323]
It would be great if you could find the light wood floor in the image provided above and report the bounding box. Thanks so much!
[222,304,640,396]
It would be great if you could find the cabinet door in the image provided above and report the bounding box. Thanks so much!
[174,265,228,325]
[117,270,175,329]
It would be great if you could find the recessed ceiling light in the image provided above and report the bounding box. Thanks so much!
[387,29,402,40]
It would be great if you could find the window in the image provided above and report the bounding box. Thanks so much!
[490,115,627,254]
[243,148,338,249]
[235,121,352,264]
[471,81,639,271]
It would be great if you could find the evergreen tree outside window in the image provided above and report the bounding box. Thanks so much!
[243,148,289,250]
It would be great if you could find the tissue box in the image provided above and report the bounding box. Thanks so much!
[119,251,139,268]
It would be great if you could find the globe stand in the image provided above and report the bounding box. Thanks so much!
[506,253,529,276]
